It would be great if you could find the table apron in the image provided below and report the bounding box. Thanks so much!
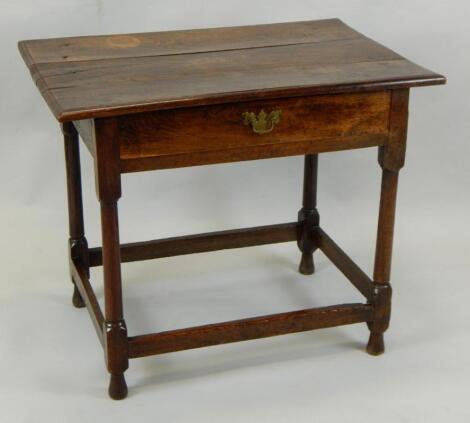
[74,91,392,172]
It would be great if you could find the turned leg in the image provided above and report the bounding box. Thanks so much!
[101,201,128,399]
[62,122,88,308]
[94,118,129,399]
[297,154,320,274]
[367,89,409,355]
[367,169,397,355]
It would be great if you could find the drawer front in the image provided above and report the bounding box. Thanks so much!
[117,91,391,170]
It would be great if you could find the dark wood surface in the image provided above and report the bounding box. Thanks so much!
[92,118,129,399]
[297,154,319,275]
[88,222,298,267]
[117,91,390,162]
[62,121,89,309]
[128,303,373,358]
[18,19,445,121]
[120,132,388,173]
[117,90,390,171]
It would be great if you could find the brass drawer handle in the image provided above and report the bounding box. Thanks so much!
[242,109,281,135]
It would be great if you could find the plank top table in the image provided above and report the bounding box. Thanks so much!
[19,19,445,399]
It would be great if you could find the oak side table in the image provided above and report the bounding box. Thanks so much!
[19,19,445,399]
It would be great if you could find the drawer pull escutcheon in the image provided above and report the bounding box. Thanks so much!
[242,109,281,135]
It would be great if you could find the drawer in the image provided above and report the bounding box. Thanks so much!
[116,91,391,171]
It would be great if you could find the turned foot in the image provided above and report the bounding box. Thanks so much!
[299,252,315,275]
[366,332,385,356]
[109,373,128,400]
[72,285,85,308]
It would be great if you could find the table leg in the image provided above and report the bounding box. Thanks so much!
[62,122,88,308]
[101,201,128,399]
[94,118,129,400]
[367,89,409,355]
[367,169,397,355]
[298,154,320,274]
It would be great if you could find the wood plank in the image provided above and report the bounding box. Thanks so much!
[128,303,373,358]
[120,133,388,172]
[89,222,299,267]
[118,91,390,160]
[18,19,445,121]
[18,19,359,64]
[70,258,105,346]
[313,228,374,299]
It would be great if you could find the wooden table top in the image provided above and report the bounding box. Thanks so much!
[19,19,445,122]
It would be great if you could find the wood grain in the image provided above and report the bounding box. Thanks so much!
[297,154,320,275]
[120,133,388,172]
[88,222,298,267]
[18,19,445,121]
[118,91,390,157]
[128,303,373,358]
[18,19,359,63]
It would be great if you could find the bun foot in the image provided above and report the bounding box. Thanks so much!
[366,332,385,356]
[299,253,315,275]
[109,373,128,400]
[72,285,85,308]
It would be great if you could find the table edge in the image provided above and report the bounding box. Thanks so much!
[52,76,445,122]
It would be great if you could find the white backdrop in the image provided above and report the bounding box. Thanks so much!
[1,1,469,422]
